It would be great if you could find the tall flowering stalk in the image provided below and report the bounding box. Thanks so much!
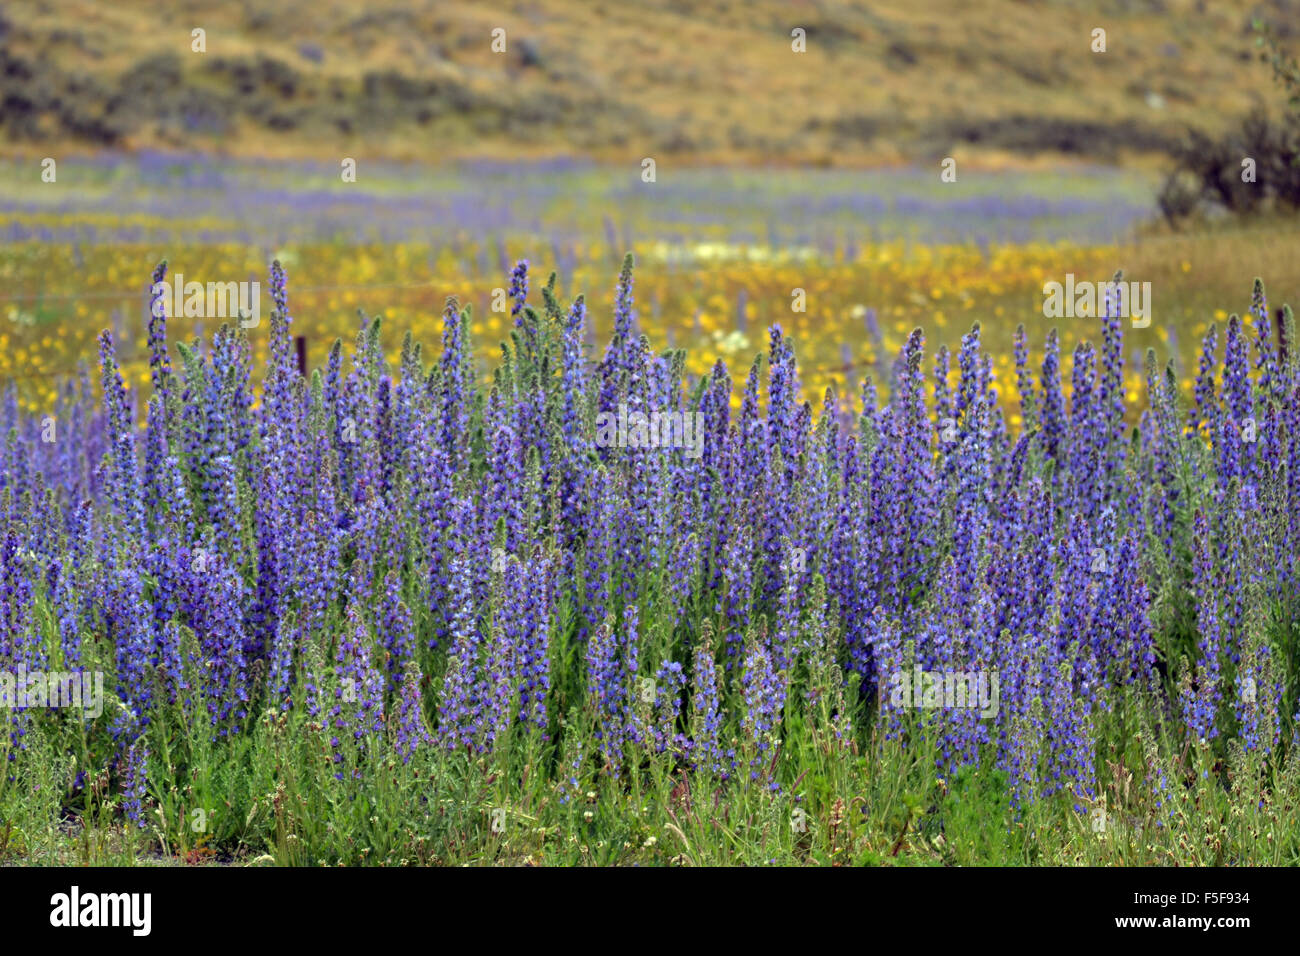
[740,628,785,786]
[331,605,385,778]
[147,259,172,406]
[1184,511,1224,743]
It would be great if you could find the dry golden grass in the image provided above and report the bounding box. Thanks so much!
[4,0,1292,165]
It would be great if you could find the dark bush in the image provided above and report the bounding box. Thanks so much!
[1161,108,1300,222]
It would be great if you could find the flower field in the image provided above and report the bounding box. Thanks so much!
[4,159,1297,433]
[2,244,1299,866]
[1,158,1163,417]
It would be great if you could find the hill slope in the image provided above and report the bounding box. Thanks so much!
[1,0,1296,164]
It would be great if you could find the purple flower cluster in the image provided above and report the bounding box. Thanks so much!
[3,256,1297,819]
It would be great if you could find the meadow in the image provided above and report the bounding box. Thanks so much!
[2,211,1299,864]
[4,155,1296,422]
[3,0,1300,896]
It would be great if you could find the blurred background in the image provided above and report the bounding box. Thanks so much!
[1,0,1298,414]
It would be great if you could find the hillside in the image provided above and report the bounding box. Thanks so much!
[1,0,1296,165]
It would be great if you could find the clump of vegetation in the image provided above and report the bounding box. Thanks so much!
[1159,23,1300,223]
[2,254,1300,866]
